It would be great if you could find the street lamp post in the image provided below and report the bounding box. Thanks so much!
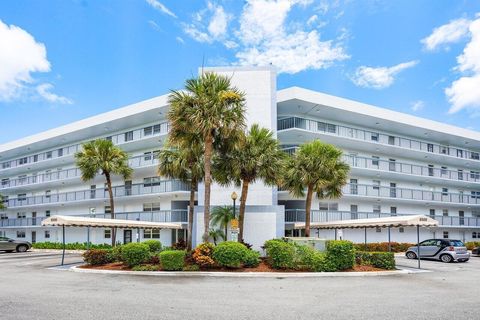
[231,191,237,219]
[231,192,238,242]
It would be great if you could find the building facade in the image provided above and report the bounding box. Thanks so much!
[1,66,480,250]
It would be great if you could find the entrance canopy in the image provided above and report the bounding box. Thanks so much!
[41,215,182,229]
[293,215,438,230]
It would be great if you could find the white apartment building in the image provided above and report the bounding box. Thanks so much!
[1,66,480,250]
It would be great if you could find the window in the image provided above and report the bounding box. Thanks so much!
[373,205,381,214]
[376,227,381,233]
[390,207,397,216]
[429,209,435,218]
[427,144,433,152]
[144,229,160,239]
[45,190,51,199]
[371,156,379,166]
[144,176,161,187]
[124,131,134,142]
[399,227,404,233]
[105,206,112,214]
[45,210,51,217]
[318,122,336,133]
[457,149,463,158]
[104,229,111,239]
[440,146,448,154]
[46,151,52,159]
[428,165,434,177]
[17,194,26,201]
[459,211,464,225]
[144,126,153,136]
[371,133,379,141]
[125,180,132,196]
[458,169,463,181]
[105,136,112,142]
[143,203,160,212]
[388,136,395,145]
[471,191,480,199]
[2,178,9,186]
[2,162,11,169]
[58,148,63,157]
[350,205,358,219]
[45,230,50,239]
[470,171,480,180]
[17,212,26,219]
[90,185,96,199]
[443,209,448,217]
[350,179,358,195]
[473,232,477,239]
[372,180,380,193]
[389,183,396,198]
[388,159,396,171]
[441,166,448,175]
[442,188,448,196]
[153,124,161,134]
[144,152,153,161]
[18,157,28,165]
[471,152,479,160]
[443,231,449,239]
[16,231,25,238]
[33,154,38,162]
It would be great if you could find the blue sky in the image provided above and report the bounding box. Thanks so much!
[1,0,480,144]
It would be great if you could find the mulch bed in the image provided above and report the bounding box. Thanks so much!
[79,260,391,272]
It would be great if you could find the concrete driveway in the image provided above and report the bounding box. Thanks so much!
[0,251,479,320]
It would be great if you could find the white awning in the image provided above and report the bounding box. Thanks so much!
[293,215,438,230]
[41,215,182,229]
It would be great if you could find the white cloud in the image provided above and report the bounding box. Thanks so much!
[146,0,177,18]
[351,60,418,89]
[0,19,50,101]
[410,100,425,112]
[421,18,471,51]
[306,14,318,26]
[176,36,185,44]
[148,20,161,31]
[36,83,72,104]
[208,4,229,39]
[444,16,480,114]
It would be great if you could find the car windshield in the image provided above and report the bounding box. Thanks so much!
[449,240,464,247]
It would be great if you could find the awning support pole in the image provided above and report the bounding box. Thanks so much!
[364,227,367,250]
[417,225,421,269]
[388,226,391,252]
[61,224,65,266]
[335,228,337,240]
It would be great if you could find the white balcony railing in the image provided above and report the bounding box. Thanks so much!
[278,117,480,161]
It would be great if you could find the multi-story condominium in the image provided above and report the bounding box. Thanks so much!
[1,66,480,250]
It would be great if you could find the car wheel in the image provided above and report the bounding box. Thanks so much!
[16,245,28,253]
[5,250,14,253]
[406,251,417,259]
[440,254,453,263]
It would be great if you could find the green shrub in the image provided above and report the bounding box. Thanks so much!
[107,245,123,262]
[465,241,480,250]
[183,264,200,272]
[132,264,161,271]
[159,250,186,271]
[353,242,414,253]
[310,251,337,272]
[143,240,162,253]
[32,242,111,250]
[294,244,317,270]
[192,242,216,268]
[264,239,296,269]
[243,250,261,268]
[356,252,396,270]
[83,249,113,265]
[326,240,355,271]
[121,243,150,267]
[212,241,249,268]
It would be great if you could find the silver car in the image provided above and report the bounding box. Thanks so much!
[406,239,470,263]
[0,237,31,253]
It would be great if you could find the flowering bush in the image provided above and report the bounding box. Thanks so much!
[192,242,216,268]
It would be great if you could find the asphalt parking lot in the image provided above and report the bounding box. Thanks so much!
[0,250,479,320]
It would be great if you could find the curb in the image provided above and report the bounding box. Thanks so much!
[69,265,430,278]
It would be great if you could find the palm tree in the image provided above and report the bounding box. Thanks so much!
[157,136,204,251]
[208,228,225,245]
[282,140,349,237]
[210,206,234,241]
[214,124,285,241]
[168,72,246,242]
[75,139,133,246]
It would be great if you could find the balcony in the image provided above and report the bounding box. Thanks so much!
[3,180,190,208]
[0,209,188,228]
[278,117,480,162]
[284,209,480,227]
[0,153,160,191]
[0,121,169,173]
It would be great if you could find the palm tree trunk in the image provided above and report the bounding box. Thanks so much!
[238,179,249,241]
[187,179,196,251]
[105,172,116,247]
[224,220,228,242]
[203,133,213,242]
[305,185,313,237]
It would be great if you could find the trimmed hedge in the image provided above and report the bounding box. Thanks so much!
[132,264,161,271]
[354,242,414,253]
[143,240,162,253]
[159,250,186,271]
[465,241,480,250]
[121,243,150,267]
[33,242,111,250]
[264,239,296,269]
[212,241,249,268]
[326,240,355,271]
[243,250,261,268]
[83,249,113,265]
[356,252,396,270]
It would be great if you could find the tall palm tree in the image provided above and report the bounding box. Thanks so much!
[168,72,246,242]
[0,195,5,210]
[282,140,349,237]
[157,136,204,251]
[215,124,285,241]
[208,228,225,245]
[210,206,234,241]
[75,139,133,246]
